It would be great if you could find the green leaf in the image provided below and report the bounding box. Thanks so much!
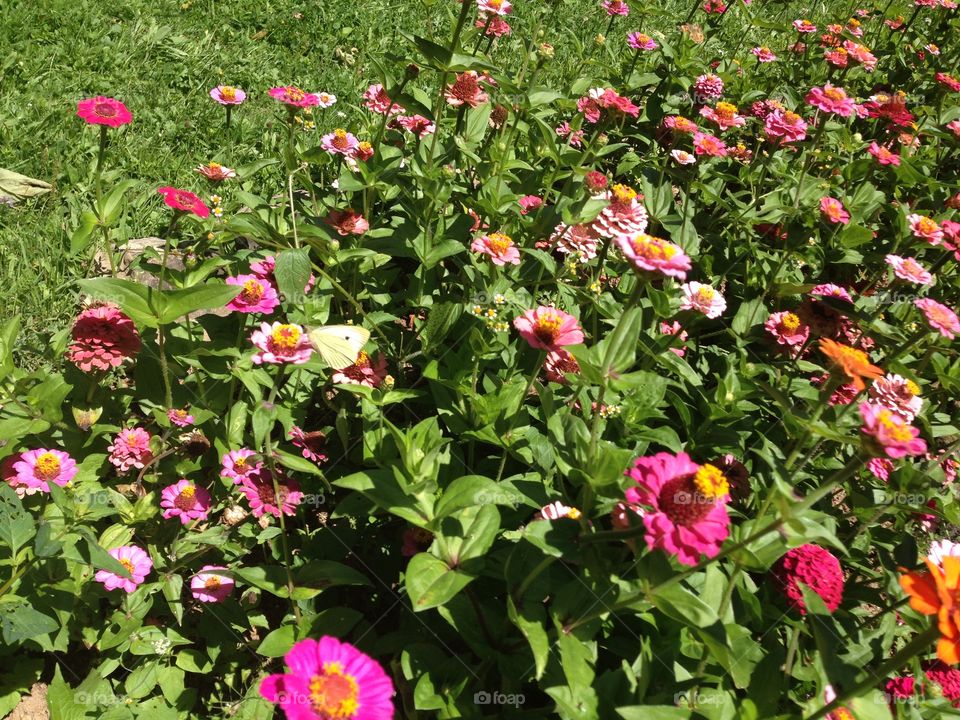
[47,666,91,720]
[76,277,158,328]
[74,527,132,579]
[98,180,139,225]
[507,596,550,680]
[617,706,692,719]
[732,297,767,335]
[34,521,62,558]
[405,552,475,611]
[70,210,99,256]
[434,504,500,565]
[0,603,59,644]
[649,583,719,628]
[162,574,184,625]
[0,484,34,559]
[125,663,158,700]
[256,625,297,657]
[157,282,242,324]
[434,475,518,517]
[274,248,312,302]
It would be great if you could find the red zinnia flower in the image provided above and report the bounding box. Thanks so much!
[771,544,845,614]
[66,303,141,372]
[157,187,210,218]
[76,97,132,128]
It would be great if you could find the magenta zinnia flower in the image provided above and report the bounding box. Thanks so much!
[765,311,810,348]
[107,428,154,473]
[692,131,728,157]
[269,86,320,108]
[161,479,212,525]
[915,298,960,338]
[332,351,389,389]
[764,110,807,143]
[771,544,844,614]
[210,85,246,105]
[321,128,360,156]
[513,306,584,351]
[820,196,850,224]
[680,282,726,318]
[157,186,210,218]
[251,322,314,365]
[471,232,521,266]
[238,469,302,519]
[13,449,78,493]
[191,565,235,603]
[66,303,141,372]
[602,0,629,15]
[859,402,927,458]
[226,274,280,315]
[868,142,901,166]
[94,545,152,593]
[167,408,195,427]
[805,84,856,116]
[363,84,404,116]
[260,636,395,719]
[76,97,132,127]
[627,32,658,50]
[221,449,261,484]
[693,74,724,101]
[625,452,730,566]
[289,426,328,464]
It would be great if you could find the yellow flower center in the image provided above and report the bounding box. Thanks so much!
[35,452,61,480]
[487,232,513,255]
[271,324,302,350]
[824,87,845,101]
[631,234,677,260]
[781,312,801,332]
[693,464,729,499]
[354,350,369,367]
[204,576,222,590]
[848,18,860,27]
[126,432,140,443]
[357,141,372,153]
[716,101,737,118]
[309,663,360,718]
[286,87,305,102]
[234,457,247,471]
[242,279,264,302]
[917,217,939,234]
[905,379,920,396]
[566,507,583,519]
[785,111,800,123]
[120,559,135,575]
[221,86,236,101]
[695,286,716,303]
[611,183,637,204]
[877,410,913,442]
[534,311,564,343]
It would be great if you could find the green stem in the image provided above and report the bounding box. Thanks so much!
[495,351,545,482]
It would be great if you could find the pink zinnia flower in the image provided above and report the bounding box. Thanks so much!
[602,0,630,14]
[226,274,280,314]
[625,453,730,566]
[947,119,960,138]
[866,457,894,481]
[663,115,699,134]
[765,311,810,348]
[161,479,212,525]
[764,110,808,143]
[671,149,697,165]
[95,545,152,593]
[591,184,648,240]
[555,121,585,147]
[868,142,901,166]
[859,402,927,458]
[260,637,395,719]
[107,428,154,473]
[238,469,302,518]
[699,102,746,131]
[477,0,511,14]
[514,306,584,351]
[692,131,728,157]
[316,92,337,108]
[681,282,726,318]
[13,449,78,493]
[885,255,933,285]
[445,72,489,108]
[751,46,777,62]
[221,449,261,484]
[191,565,235,602]
[907,213,943,244]
[793,19,817,32]
[326,209,370,236]
[869,373,923,422]
[617,233,691,279]
[820,196,850,224]
[157,186,210,218]
[471,232,521,266]
[209,85,246,105]
[332,351,389,388]
[167,408,194,427]
[395,114,435,137]
[76,97,132,128]
[320,128,360,156]
[627,32,658,50]
[772,544,844,614]
[660,321,688,356]
[251,322,314,365]
[363,84,404,116]
[518,195,543,215]
[66,303,141,372]
[805,84,856,116]
[810,283,853,302]
[693,74,724,101]
[288,427,328,464]
[269,86,320,108]
[915,298,960,338]
[196,162,236,181]
[551,223,600,260]
[928,539,960,569]
[544,348,581,383]
[538,501,583,520]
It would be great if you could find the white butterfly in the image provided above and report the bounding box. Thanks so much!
[306,325,370,369]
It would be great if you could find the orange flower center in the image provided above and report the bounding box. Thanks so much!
[241,279,265,303]
[917,217,939,234]
[716,102,737,119]
[533,311,564,344]
[120,559,135,575]
[487,233,513,255]
[286,87,306,102]
[204,576,222,590]
[824,87,845,101]
[221,86,237,101]
[309,663,360,718]
[781,312,801,332]
[34,452,62,480]
[631,234,677,260]
[354,350,370,367]
[271,324,302,350]
[611,183,637,204]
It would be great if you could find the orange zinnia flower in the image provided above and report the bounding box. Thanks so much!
[900,557,960,664]
[818,338,883,391]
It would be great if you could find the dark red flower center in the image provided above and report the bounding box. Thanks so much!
[658,475,715,526]
[95,101,118,118]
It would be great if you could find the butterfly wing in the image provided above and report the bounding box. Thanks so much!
[307,325,371,369]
